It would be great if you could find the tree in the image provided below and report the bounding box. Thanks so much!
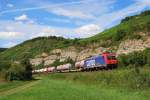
[7,63,25,81]
[21,53,33,80]
[118,54,129,67]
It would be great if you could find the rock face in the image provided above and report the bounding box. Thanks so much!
[117,36,150,55]
[30,58,43,66]
[30,47,105,66]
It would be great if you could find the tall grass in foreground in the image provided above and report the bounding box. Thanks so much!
[48,67,150,90]
[1,68,150,100]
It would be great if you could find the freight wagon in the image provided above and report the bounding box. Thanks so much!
[47,67,56,72]
[75,60,84,71]
[56,63,72,72]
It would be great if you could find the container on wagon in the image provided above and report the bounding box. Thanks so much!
[56,63,71,71]
[75,60,84,69]
[47,67,55,72]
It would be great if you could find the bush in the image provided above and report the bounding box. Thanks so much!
[0,56,33,81]
[128,34,142,39]
[118,48,150,67]
[21,58,33,80]
[121,16,135,23]
[50,57,75,68]
[0,61,26,81]
[6,63,25,81]
[118,54,129,67]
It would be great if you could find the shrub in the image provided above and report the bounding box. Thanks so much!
[118,48,150,67]
[6,63,25,81]
[21,58,33,80]
[0,61,27,81]
[128,34,142,39]
[118,54,129,67]
[0,54,33,81]
[50,57,75,68]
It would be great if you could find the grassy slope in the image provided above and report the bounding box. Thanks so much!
[0,68,150,100]
[0,11,149,60]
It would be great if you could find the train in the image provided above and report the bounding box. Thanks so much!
[32,52,118,73]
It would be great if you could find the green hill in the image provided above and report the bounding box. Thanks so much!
[0,48,7,53]
[0,10,150,61]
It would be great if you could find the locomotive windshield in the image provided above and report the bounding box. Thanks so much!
[107,56,116,60]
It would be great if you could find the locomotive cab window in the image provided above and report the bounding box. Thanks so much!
[107,56,116,60]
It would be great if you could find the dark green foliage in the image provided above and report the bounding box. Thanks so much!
[113,29,126,41]
[128,34,142,39]
[50,57,74,67]
[0,48,7,52]
[0,53,33,81]
[50,59,60,67]
[6,63,25,81]
[118,48,150,67]
[20,55,33,80]
[0,61,11,71]
[0,61,25,81]
[140,10,150,16]
[36,60,44,69]
[121,15,135,23]
[121,11,150,23]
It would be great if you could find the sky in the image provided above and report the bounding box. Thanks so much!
[0,0,150,48]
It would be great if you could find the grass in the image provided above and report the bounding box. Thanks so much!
[0,68,150,100]
[0,81,31,93]
[48,67,150,90]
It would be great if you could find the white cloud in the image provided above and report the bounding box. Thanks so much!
[14,14,34,24]
[0,20,102,41]
[14,14,28,21]
[7,4,14,8]
[43,0,115,20]
[75,24,102,37]
[50,7,94,19]
[0,20,69,40]
[0,31,23,39]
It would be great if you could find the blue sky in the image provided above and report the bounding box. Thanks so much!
[0,0,150,48]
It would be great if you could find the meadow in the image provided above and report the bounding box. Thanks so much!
[0,67,150,100]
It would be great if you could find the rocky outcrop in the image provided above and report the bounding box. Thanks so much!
[117,36,150,55]
[30,58,43,66]
[30,47,105,66]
